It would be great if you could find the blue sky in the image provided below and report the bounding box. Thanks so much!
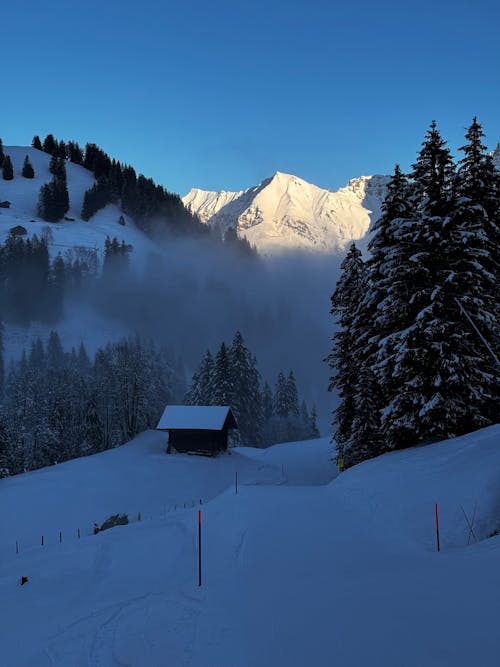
[3,0,499,195]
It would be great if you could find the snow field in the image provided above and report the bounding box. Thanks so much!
[1,426,499,666]
[0,146,158,268]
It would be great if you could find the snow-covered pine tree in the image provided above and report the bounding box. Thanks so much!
[347,366,384,466]
[273,371,288,418]
[185,350,213,405]
[2,155,13,180]
[228,332,263,445]
[210,342,233,406]
[364,165,416,407]
[285,371,299,417]
[442,118,500,426]
[383,121,457,447]
[22,155,35,178]
[326,243,370,466]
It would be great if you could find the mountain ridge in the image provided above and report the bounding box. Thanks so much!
[183,171,390,255]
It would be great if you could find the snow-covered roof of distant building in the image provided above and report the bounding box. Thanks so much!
[156,405,237,431]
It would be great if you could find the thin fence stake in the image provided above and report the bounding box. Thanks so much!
[41,535,44,546]
[435,503,440,552]
[77,528,80,539]
[138,512,141,522]
[59,531,62,544]
[198,509,202,587]
[16,541,19,555]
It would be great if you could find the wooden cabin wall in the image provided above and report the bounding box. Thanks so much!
[168,428,228,455]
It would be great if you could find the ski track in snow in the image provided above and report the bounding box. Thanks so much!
[3,429,500,666]
[41,519,203,667]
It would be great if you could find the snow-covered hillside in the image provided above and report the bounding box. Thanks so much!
[183,172,389,255]
[1,425,499,666]
[0,146,158,266]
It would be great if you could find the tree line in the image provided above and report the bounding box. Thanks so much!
[0,332,183,477]
[186,331,319,446]
[0,231,131,325]
[32,133,203,236]
[327,118,499,469]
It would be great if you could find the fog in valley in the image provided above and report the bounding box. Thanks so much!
[89,235,343,433]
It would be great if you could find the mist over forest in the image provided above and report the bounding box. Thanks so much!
[88,235,341,431]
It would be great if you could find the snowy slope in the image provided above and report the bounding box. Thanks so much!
[1,425,500,666]
[0,147,164,359]
[0,146,159,267]
[183,172,389,255]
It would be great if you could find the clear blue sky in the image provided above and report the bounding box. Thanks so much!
[3,0,500,195]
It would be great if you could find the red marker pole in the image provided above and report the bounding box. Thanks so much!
[198,510,202,587]
[435,503,440,552]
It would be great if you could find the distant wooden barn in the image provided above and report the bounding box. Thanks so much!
[156,405,238,456]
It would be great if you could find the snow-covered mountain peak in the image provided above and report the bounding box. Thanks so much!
[183,171,388,255]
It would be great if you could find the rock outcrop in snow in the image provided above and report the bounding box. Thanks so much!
[183,172,389,255]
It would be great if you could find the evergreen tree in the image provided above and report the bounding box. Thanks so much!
[0,138,4,168]
[22,155,35,179]
[37,159,69,222]
[380,123,456,448]
[42,134,57,155]
[2,155,14,180]
[185,350,213,405]
[346,367,384,466]
[210,342,233,405]
[326,243,369,465]
[67,141,84,165]
[273,371,288,418]
[228,331,263,445]
[285,371,299,417]
[31,135,42,150]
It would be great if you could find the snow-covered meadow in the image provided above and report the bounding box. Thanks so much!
[1,425,499,666]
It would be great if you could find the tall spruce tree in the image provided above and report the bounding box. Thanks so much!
[228,331,263,445]
[2,155,14,180]
[22,155,35,178]
[273,371,289,418]
[285,371,299,417]
[444,118,500,425]
[364,165,416,406]
[185,350,214,405]
[0,138,4,168]
[383,121,461,447]
[326,243,371,466]
[210,342,233,406]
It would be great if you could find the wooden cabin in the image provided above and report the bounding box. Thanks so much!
[156,405,238,456]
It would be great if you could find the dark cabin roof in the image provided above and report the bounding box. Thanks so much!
[156,405,238,431]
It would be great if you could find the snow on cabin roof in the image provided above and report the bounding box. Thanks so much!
[156,405,237,431]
